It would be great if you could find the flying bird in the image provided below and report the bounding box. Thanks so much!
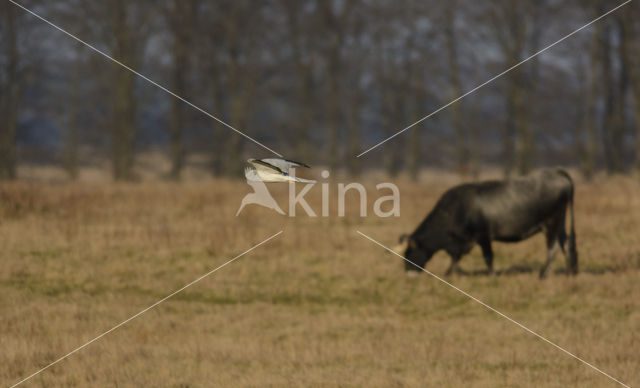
[244,158,316,183]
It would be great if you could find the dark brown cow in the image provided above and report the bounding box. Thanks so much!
[394,168,577,278]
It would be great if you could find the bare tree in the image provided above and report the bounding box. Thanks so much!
[201,1,265,177]
[282,0,317,164]
[613,15,630,172]
[165,0,197,180]
[623,5,640,172]
[198,2,225,176]
[407,64,428,180]
[371,3,407,178]
[319,0,358,174]
[581,13,603,180]
[405,7,431,181]
[487,0,535,177]
[600,15,626,174]
[445,2,468,176]
[2,1,637,179]
[107,0,141,180]
[62,42,85,180]
[0,2,22,180]
[344,7,366,177]
[226,1,258,175]
[378,50,405,177]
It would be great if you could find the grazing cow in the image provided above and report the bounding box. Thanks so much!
[393,168,577,278]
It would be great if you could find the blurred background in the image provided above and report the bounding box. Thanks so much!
[3,3,640,386]
[0,0,639,181]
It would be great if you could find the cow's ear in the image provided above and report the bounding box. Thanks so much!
[398,233,409,244]
[409,238,418,249]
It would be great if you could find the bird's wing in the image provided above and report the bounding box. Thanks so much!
[248,159,286,175]
[260,158,310,171]
[247,159,290,182]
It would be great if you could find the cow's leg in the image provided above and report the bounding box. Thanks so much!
[541,209,569,278]
[478,236,494,276]
[445,254,462,276]
[557,229,567,258]
[540,227,561,279]
[557,228,574,274]
[540,242,560,278]
[554,218,574,275]
[551,206,574,275]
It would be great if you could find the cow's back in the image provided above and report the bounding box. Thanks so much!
[471,169,573,241]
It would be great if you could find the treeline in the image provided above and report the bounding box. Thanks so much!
[0,0,639,180]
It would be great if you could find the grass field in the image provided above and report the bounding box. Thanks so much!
[1,172,639,387]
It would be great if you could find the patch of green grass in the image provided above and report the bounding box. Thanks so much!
[1,278,75,297]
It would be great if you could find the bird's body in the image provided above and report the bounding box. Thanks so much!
[245,158,315,183]
[235,158,315,216]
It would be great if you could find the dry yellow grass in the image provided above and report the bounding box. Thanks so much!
[1,173,639,387]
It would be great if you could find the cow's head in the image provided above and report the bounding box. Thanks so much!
[392,234,432,275]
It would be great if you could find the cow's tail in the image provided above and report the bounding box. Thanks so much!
[568,191,578,274]
[560,169,578,275]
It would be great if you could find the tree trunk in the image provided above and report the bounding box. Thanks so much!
[634,86,640,173]
[407,48,426,181]
[284,2,313,164]
[0,3,19,180]
[169,61,186,180]
[500,5,526,177]
[327,65,340,175]
[320,1,346,176]
[298,64,314,164]
[111,69,136,180]
[225,91,246,176]
[407,107,421,180]
[582,22,602,180]
[347,87,362,177]
[613,16,629,173]
[109,0,137,181]
[628,40,640,172]
[64,43,83,180]
[503,77,517,178]
[618,7,640,173]
[209,76,225,176]
[516,10,540,176]
[490,1,529,178]
[600,20,625,174]
[468,109,480,180]
[168,0,196,180]
[382,87,403,178]
[515,77,533,175]
[445,5,467,177]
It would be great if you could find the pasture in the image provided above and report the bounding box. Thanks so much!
[1,173,639,387]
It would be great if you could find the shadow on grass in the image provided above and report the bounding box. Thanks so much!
[569,265,629,275]
[451,264,628,277]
